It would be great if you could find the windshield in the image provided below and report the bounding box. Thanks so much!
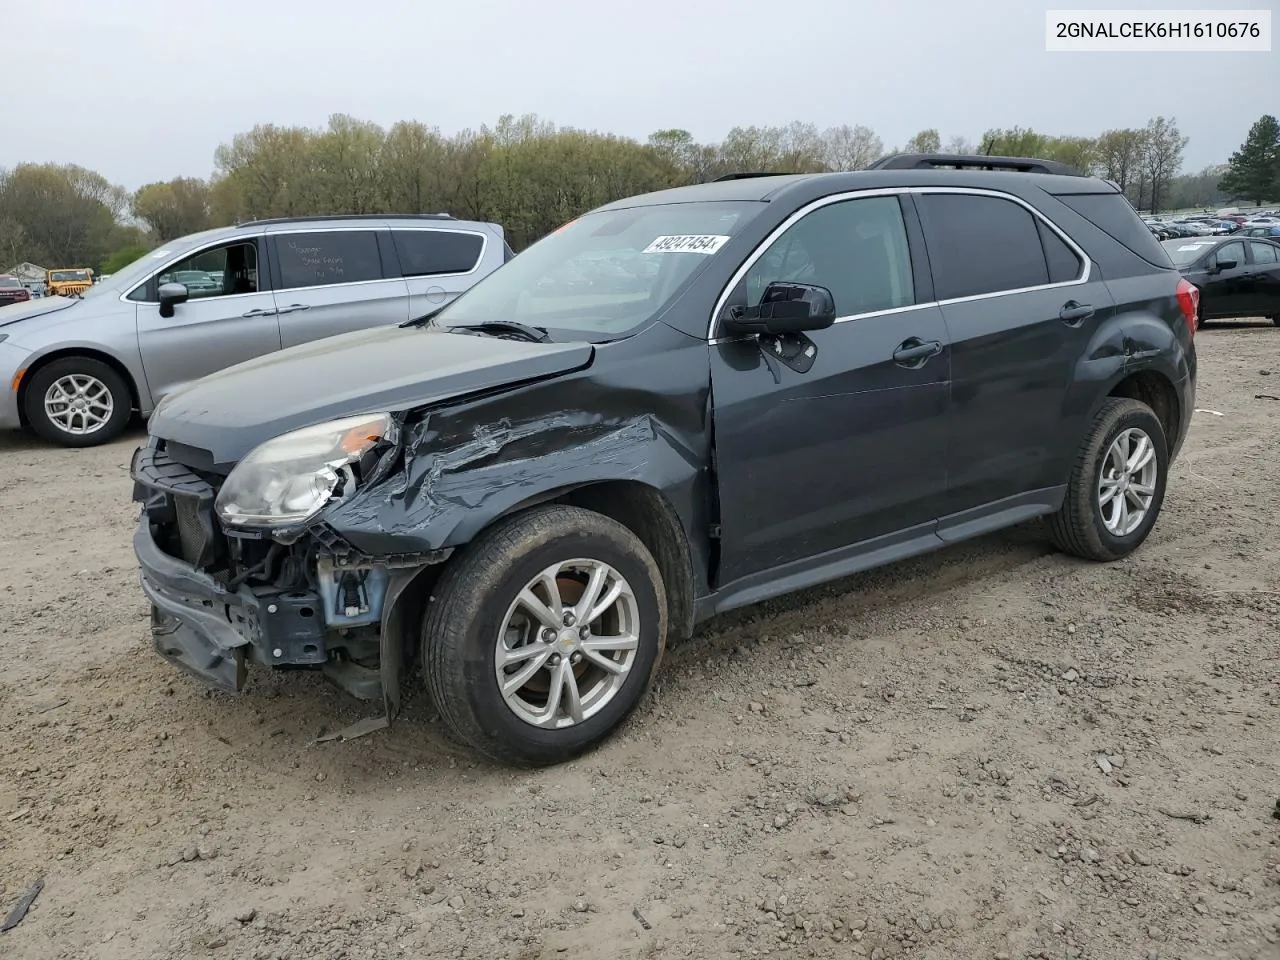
[1161,239,1219,265]
[0,277,22,288]
[435,200,763,340]
[50,270,91,282]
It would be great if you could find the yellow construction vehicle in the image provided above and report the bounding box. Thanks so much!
[45,267,95,298]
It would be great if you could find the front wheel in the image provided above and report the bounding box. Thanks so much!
[1048,397,1169,562]
[421,505,667,766]
[23,357,132,447]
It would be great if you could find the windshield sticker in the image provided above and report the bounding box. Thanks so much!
[151,249,171,258]
[643,235,730,255]
[1177,243,1211,250]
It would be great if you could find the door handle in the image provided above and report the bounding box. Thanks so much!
[275,303,312,315]
[241,308,277,318]
[1059,301,1094,326]
[892,338,943,366]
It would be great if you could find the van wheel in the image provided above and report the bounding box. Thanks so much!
[421,505,667,767]
[1048,398,1169,562]
[24,357,132,447]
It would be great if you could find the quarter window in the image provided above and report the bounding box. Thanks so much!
[917,193,1054,300]
[275,231,384,290]
[742,195,915,317]
[391,230,484,276]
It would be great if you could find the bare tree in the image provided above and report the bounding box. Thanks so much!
[822,125,884,170]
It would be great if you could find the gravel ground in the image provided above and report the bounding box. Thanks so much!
[1,322,1278,960]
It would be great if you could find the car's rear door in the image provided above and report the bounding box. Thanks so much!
[912,188,1114,524]
[266,227,411,349]
[1243,240,1280,316]
[387,226,492,319]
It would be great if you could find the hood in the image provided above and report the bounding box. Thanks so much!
[0,296,79,328]
[148,324,595,468]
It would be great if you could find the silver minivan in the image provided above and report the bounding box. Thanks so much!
[0,214,512,446]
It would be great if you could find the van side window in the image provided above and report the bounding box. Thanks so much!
[391,230,484,276]
[743,195,915,317]
[276,231,384,290]
[129,241,260,302]
[917,193,1056,300]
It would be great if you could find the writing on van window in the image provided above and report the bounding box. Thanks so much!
[276,231,383,290]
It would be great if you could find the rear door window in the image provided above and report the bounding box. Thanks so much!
[1247,240,1278,264]
[391,229,485,276]
[275,231,384,290]
[916,193,1051,300]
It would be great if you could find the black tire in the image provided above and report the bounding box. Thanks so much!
[421,504,667,767]
[1048,397,1169,562]
[23,357,132,447]
[1270,315,1280,327]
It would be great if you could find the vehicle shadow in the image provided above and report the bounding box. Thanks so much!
[0,420,149,453]
[160,519,1055,781]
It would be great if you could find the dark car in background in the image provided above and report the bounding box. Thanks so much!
[131,153,1198,766]
[1162,236,1280,327]
[0,274,31,308]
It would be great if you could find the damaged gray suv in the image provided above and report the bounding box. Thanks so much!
[132,154,1198,766]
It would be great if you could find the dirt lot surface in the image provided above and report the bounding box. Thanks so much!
[2,324,1279,960]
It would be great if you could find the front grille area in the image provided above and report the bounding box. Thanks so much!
[175,495,212,565]
[133,441,226,570]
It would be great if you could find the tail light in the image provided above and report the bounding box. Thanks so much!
[1175,277,1199,338]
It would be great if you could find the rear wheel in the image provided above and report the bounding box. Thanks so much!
[1048,398,1168,562]
[23,357,132,447]
[421,505,667,766]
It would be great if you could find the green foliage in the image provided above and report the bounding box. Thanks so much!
[1218,114,1280,205]
[101,244,150,274]
[0,113,1257,267]
[133,177,212,241]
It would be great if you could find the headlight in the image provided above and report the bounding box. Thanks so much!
[215,413,392,528]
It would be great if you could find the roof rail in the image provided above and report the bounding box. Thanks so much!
[867,153,1083,177]
[234,212,457,228]
[710,172,802,182]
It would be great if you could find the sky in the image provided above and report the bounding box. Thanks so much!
[2,0,1275,190]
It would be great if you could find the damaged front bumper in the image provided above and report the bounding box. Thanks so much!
[135,517,330,694]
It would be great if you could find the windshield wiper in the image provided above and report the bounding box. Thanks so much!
[400,306,446,328]
[446,320,551,343]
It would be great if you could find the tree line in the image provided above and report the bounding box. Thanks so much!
[1,112,1275,274]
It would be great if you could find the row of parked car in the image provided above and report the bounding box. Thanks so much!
[1145,210,1280,240]
[0,153,1269,766]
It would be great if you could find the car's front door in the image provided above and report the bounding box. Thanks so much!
[709,192,952,586]
[1243,240,1280,316]
[267,229,411,349]
[1196,240,1249,319]
[133,237,282,403]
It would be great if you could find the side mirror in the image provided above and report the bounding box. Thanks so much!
[1214,258,1238,272]
[723,282,838,337]
[157,282,189,318]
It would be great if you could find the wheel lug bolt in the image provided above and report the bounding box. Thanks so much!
[563,613,576,627]
[542,628,556,641]
[578,627,589,640]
